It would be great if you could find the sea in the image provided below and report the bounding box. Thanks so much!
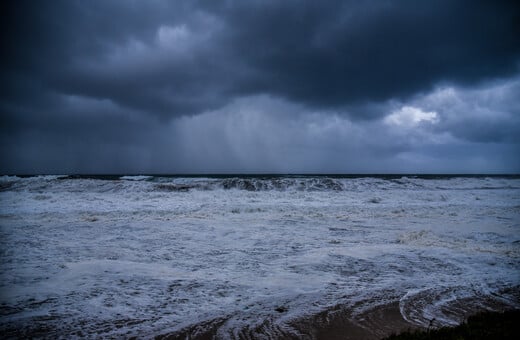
[0,174,519,338]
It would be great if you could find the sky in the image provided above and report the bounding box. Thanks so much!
[1,0,519,174]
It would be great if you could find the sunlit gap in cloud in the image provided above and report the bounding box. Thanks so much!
[384,106,439,127]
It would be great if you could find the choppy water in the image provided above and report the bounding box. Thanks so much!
[0,175,519,338]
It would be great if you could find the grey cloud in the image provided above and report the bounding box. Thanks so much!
[168,96,434,172]
[3,0,519,119]
[1,91,519,174]
[166,95,519,173]
[208,0,520,111]
[409,79,520,144]
[1,0,519,173]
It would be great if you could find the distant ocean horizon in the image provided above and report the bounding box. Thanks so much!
[4,173,520,179]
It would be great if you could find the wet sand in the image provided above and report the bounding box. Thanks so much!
[156,301,419,339]
[4,296,517,339]
[156,293,519,340]
[288,301,417,340]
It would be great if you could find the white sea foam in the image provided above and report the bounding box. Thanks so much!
[120,175,153,181]
[0,176,519,337]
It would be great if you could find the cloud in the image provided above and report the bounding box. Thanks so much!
[158,92,518,173]
[1,86,518,174]
[1,0,519,173]
[384,106,439,127]
[215,0,520,111]
[169,95,407,173]
[2,0,519,118]
[408,78,520,143]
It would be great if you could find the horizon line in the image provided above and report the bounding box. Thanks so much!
[4,173,520,178]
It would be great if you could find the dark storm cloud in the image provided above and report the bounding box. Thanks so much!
[1,0,520,173]
[220,0,520,110]
[3,0,519,118]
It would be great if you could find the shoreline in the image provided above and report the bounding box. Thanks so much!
[156,301,415,340]
[288,301,417,340]
[156,293,519,340]
[2,289,518,338]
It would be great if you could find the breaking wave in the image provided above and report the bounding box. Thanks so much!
[2,174,519,193]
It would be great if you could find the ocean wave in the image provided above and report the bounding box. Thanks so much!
[120,175,153,181]
[0,175,519,193]
[1,173,519,338]
[148,177,355,192]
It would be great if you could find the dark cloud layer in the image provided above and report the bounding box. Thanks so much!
[3,0,519,117]
[223,0,520,108]
[1,0,519,173]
